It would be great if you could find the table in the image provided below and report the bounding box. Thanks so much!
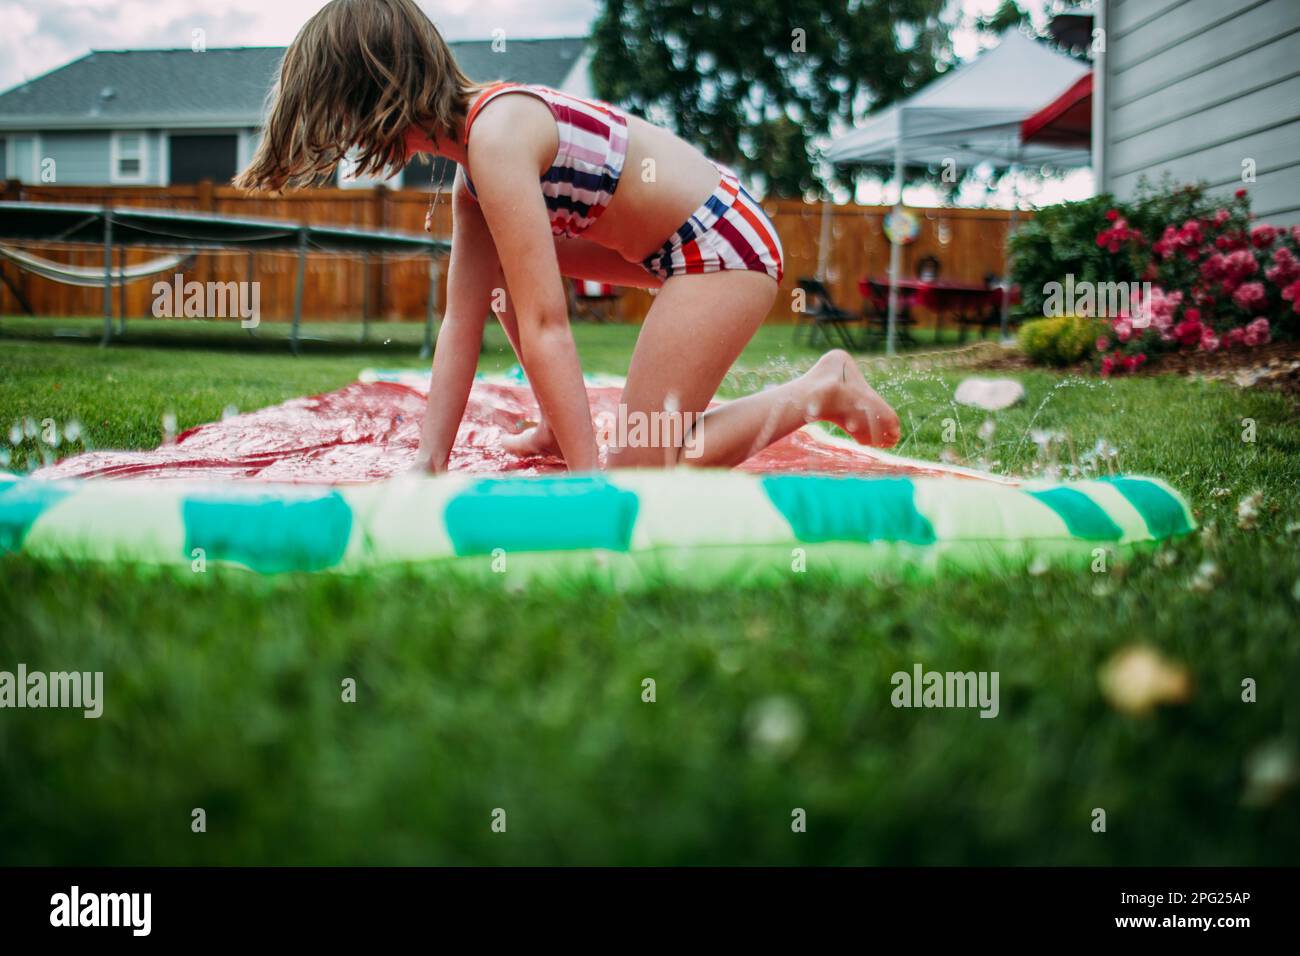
[860,278,1020,342]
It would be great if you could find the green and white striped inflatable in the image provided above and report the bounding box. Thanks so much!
[0,470,1195,584]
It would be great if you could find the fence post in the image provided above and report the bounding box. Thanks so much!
[361,251,371,343]
[291,227,308,355]
[421,253,440,360]
[100,209,114,347]
[197,179,215,293]
[371,186,386,322]
[245,251,256,336]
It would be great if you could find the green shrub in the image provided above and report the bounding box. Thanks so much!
[1019,314,1104,366]
[1008,195,1140,320]
[1008,178,1225,321]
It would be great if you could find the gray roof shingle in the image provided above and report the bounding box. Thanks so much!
[0,39,587,129]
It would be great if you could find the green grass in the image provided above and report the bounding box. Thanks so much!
[2,317,1299,865]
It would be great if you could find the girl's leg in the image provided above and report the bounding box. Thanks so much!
[497,239,662,456]
[608,270,900,468]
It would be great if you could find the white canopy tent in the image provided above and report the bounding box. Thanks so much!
[823,28,1091,353]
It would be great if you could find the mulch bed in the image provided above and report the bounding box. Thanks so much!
[1153,341,1300,395]
[969,341,1300,396]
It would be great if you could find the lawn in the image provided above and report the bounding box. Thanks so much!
[1,316,1298,865]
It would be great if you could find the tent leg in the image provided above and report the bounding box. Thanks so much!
[421,254,440,361]
[291,228,307,356]
[100,210,113,347]
[885,129,905,357]
[1000,154,1023,343]
[815,194,832,281]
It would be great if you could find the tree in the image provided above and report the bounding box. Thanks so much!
[589,0,951,197]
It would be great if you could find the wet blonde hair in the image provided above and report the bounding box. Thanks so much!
[234,0,478,191]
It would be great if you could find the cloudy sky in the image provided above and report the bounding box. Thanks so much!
[3,0,597,89]
[1,0,1043,91]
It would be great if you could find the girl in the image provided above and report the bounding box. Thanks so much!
[236,0,900,471]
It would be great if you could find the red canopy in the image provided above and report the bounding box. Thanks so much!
[1021,72,1092,149]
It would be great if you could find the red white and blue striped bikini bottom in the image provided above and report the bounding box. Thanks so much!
[640,163,784,284]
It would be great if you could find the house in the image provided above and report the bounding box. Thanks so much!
[1090,0,1300,226]
[0,38,593,189]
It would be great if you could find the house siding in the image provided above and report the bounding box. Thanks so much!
[41,130,113,185]
[1102,0,1300,225]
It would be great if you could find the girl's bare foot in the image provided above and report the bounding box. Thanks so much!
[500,422,562,458]
[804,349,901,447]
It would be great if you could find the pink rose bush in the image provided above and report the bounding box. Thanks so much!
[1089,186,1296,376]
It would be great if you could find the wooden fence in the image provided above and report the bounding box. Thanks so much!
[0,180,1026,330]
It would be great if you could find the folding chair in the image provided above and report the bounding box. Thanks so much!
[792,277,866,350]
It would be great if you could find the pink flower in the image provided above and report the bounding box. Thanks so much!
[1232,281,1267,312]
[1113,317,1134,342]
[1250,223,1278,249]
[1266,247,1300,287]
[1225,249,1259,276]
[1201,253,1228,282]
[1199,328,1220,352]
[1174,317,1204,347]
[1105,209,1120,222]
[1100,355,1114,378]
[1225,327,1246,349]
[1096,216,1143,253]
[1215,231,1249,253]
[1096,336,1111,352]
[1243,317,1271,347]
[1282,280,1300,314]
[1213,208,1231,227]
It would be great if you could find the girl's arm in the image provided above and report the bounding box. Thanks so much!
[465,109,599,472]
[412,169,501,472]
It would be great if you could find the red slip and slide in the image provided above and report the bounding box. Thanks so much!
[35,380,994,484]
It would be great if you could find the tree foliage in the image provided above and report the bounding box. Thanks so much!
[590,0,951,197]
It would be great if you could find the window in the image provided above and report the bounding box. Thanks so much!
[110,132,146,184]
[7,135,37,182]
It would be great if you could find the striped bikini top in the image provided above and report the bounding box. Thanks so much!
[462,83,629,239]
